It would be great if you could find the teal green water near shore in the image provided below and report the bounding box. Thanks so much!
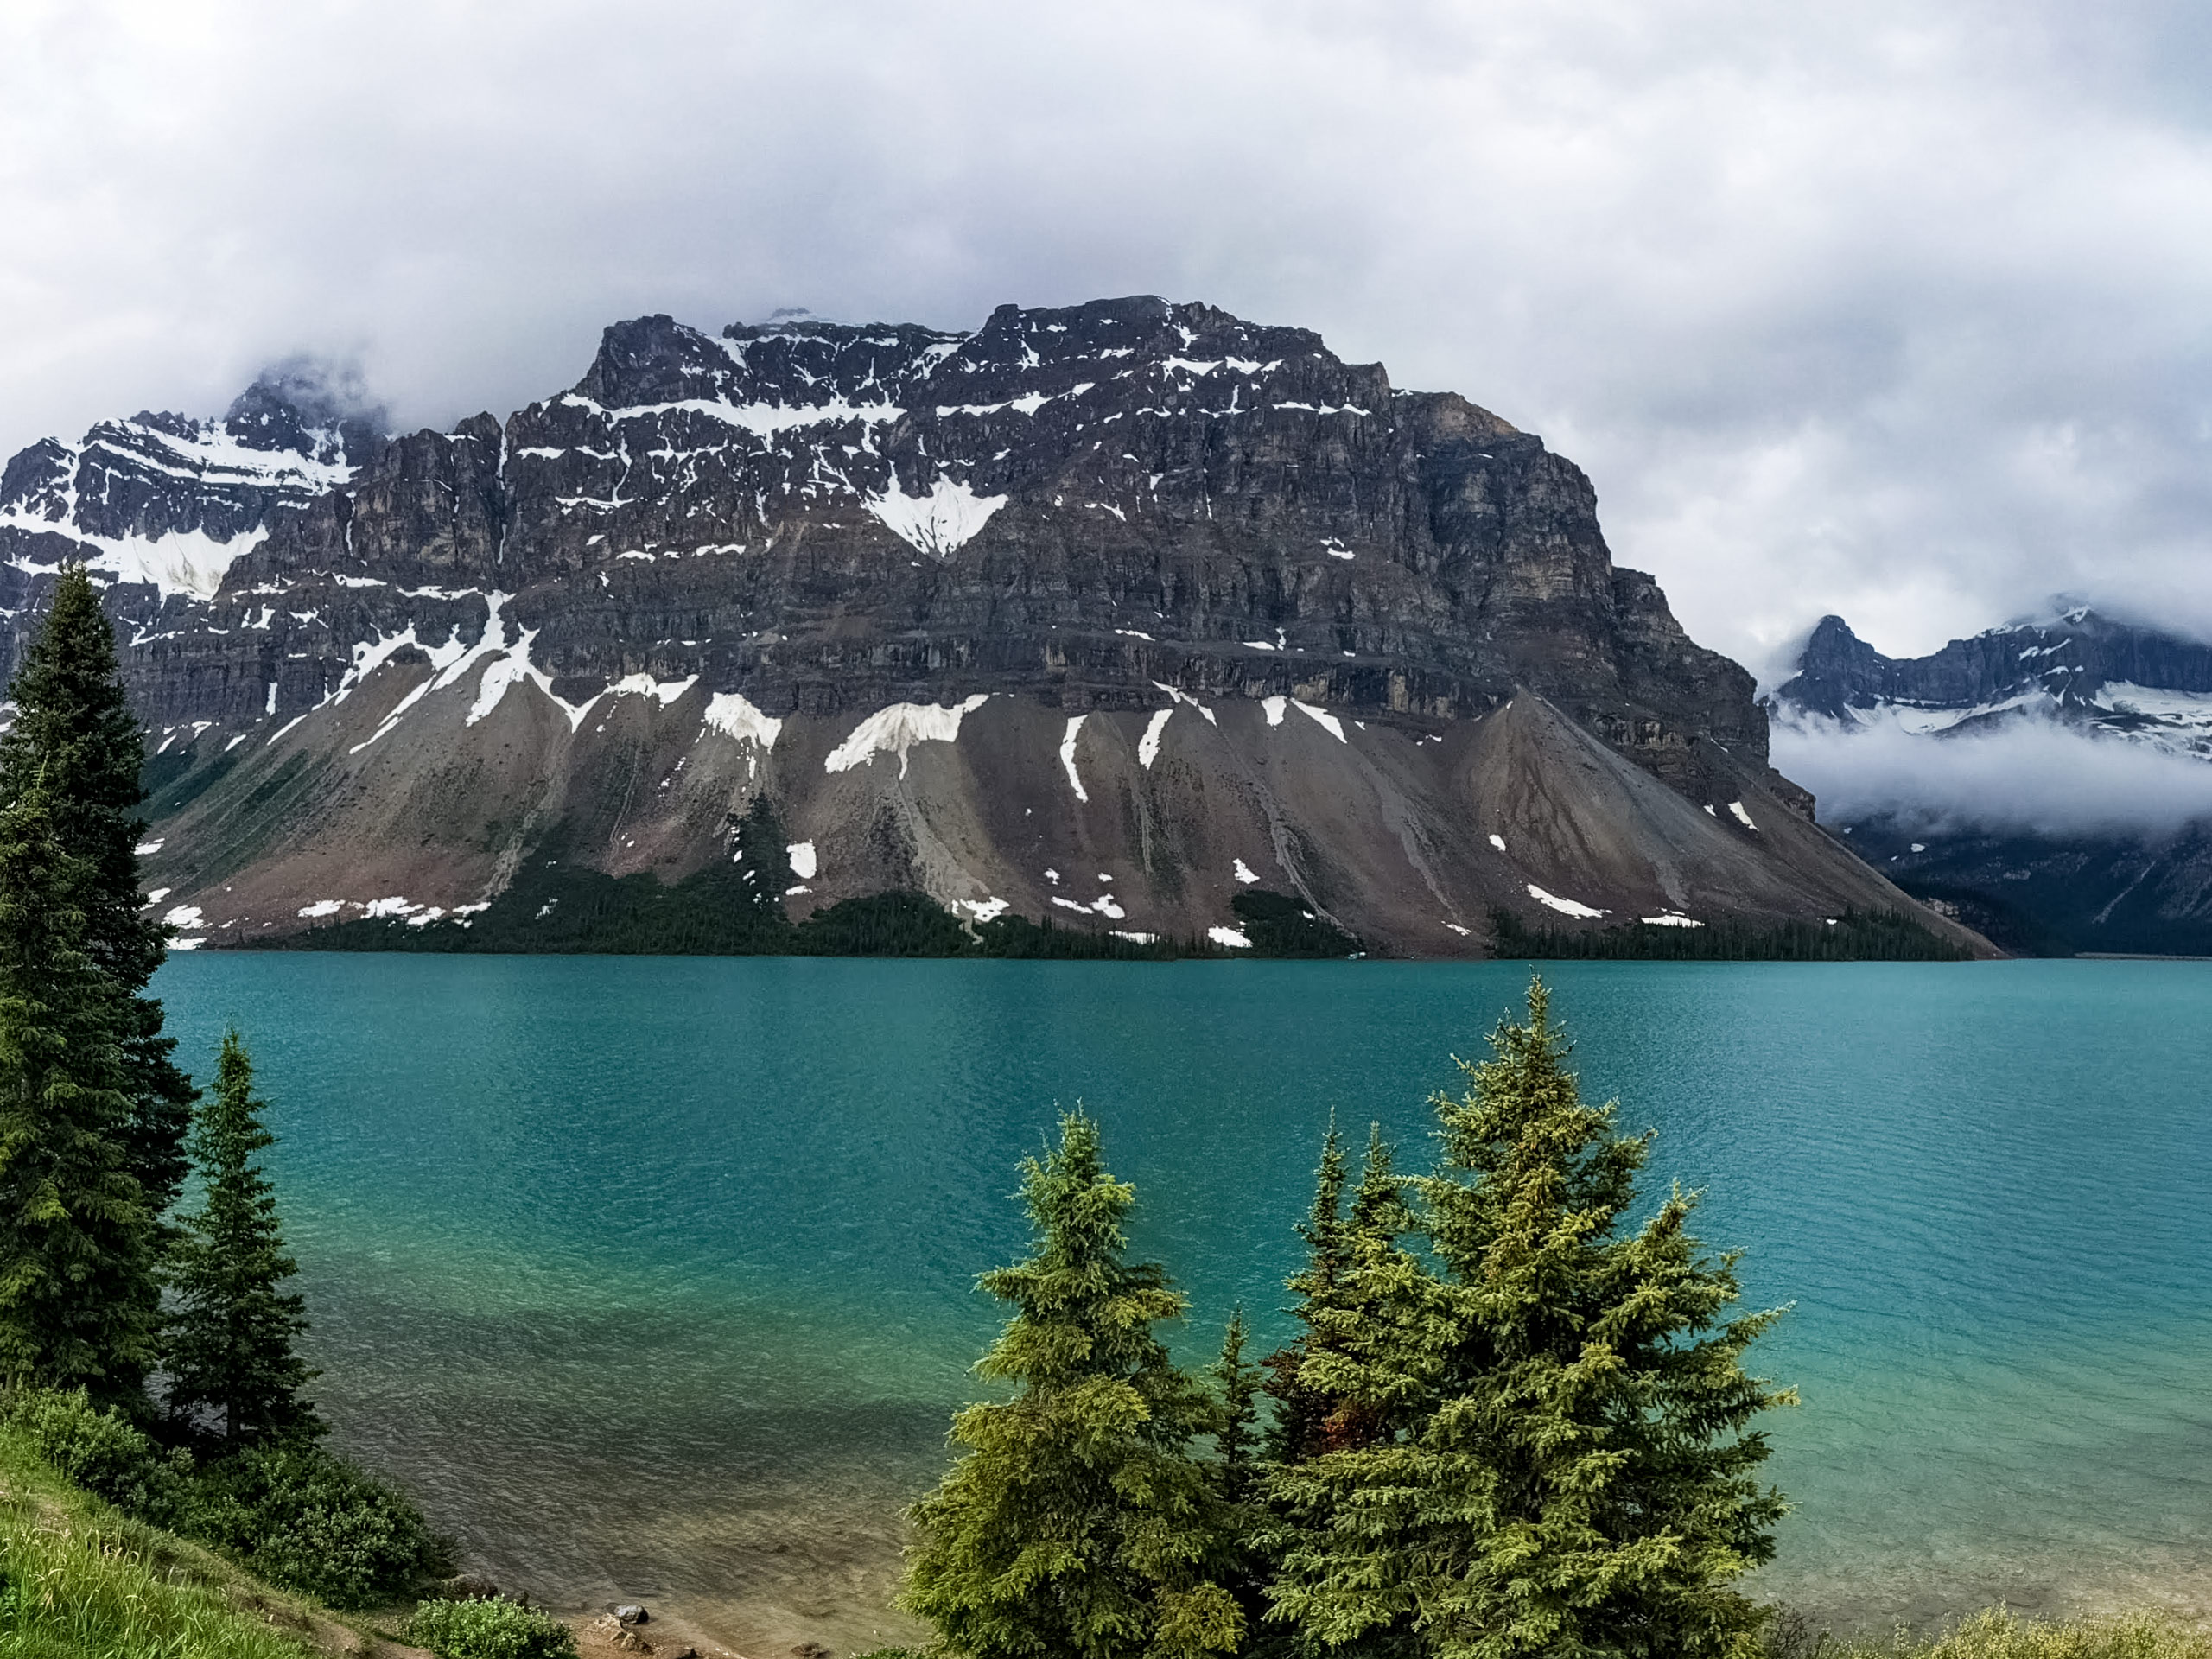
[150,957,2212,1647]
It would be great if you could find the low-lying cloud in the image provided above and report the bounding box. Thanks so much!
[1771,715,2212,839]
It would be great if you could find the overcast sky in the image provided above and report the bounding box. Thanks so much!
[6,0,2210,682]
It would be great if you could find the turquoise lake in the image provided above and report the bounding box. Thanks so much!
[150,956,2212,1649]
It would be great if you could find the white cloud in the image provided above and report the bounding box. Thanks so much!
[5,0,2211,672]
[1773,715,2212,838]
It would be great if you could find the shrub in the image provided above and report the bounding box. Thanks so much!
[408,1597,579,1659]
[181,1440,446,1608]
[2,1385,188,1521]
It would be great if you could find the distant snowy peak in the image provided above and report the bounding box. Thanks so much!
[0,374,381,600]
[1770,611,2212,760]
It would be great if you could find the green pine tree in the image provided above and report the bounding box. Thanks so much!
[1262,1118,1349,1465]
[1262,1128,1446,1659]
[1211,1308,1262,1505]
[0,567,195,1219]
[164,1029,320,1447]
[1300,1126,1435,1454]
[903,1111,1244,1659]
[0,779,160,1405]
[1210,1307,1277,1656]
[1274,979,1792,1659]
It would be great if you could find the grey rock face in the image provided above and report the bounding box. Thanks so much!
[3,296,1962,955]
[1777,610,2212,728]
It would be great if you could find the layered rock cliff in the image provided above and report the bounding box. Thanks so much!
[1,296,1970,956]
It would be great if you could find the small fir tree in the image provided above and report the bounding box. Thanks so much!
[903,1112,1243,1659]
[1262,1128,1445,1659]
[1277,979,1791,1659]
[1211,1309,1262,1505]
[1262,1117,1349,1464]
[0,780,160,1404]
[1209,1307,1275,1653]
[165,1030,320,1446]
[1298,1126,1435,1454]
[0,566,195,1218]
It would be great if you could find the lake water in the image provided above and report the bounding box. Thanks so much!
[150,956,2212,1650]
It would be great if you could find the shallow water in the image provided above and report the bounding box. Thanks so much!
[152,956,2212,1646]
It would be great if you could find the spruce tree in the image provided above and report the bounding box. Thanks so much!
[164,1030,320,1447]
[1273,980,1791,1659]
[1262,1128,1444,1659]
[0,779,160,1404]
[903,1112,1243,1659]
[1262,1118,1349,1464]
[0,567,194,1219]
[1417,979,1789,1658]
[1211,1310,1262,1505]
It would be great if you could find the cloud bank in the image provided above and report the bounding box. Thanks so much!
[1772,716,2212,839]
[6,0,2212,674]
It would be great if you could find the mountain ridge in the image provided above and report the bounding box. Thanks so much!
[2,295,1974,957]
[1767,609,2212,955]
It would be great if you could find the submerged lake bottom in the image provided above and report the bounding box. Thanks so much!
[151,956,2212,1649]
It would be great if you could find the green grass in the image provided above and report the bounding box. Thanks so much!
[1782,1609,2211,1659]
[0,1423,325,1659]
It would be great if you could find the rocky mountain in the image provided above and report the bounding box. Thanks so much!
[0,296,1974,957]
[1769,613,2212,955]
[1777,611,2212,750]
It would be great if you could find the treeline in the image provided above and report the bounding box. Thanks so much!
[886,977,1792,1659]
[1491,906,1974,961]
[257,817,1363,960]
[0,569,446,1609]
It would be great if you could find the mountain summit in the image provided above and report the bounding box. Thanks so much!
[0,296,1967,956]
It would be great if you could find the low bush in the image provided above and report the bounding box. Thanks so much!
[4,1387,447,1611]
[1,1385,188,1522]
[408,1596,579,1659]
[180,1440,448,1609]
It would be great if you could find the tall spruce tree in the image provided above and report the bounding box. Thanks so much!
[165,1030,320,1446]
[0,779,160,1404]
[1271,980,1791,1659]
[0,567,194,1219]
[903,1112,1243,1659]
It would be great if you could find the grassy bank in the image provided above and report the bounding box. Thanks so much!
[1791,1608,2211,1659]
[0,1420,334,1659]
[0,1414,2203,1659]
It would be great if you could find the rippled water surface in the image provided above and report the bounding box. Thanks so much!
[152,956,2212,1646]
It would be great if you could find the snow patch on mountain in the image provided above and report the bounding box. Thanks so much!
[865,470,1008,557]
[825,695,991,776]
[702,693,782,749]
